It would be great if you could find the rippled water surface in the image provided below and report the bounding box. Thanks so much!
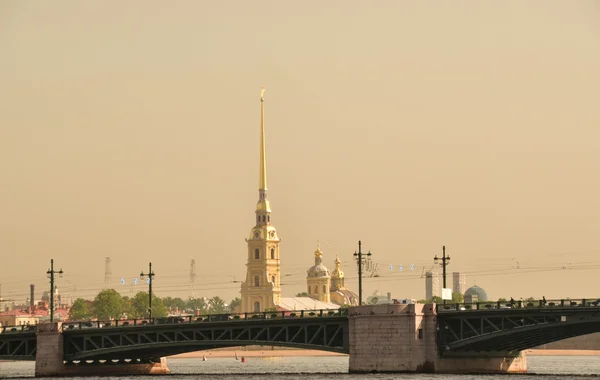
[1,355,599,379]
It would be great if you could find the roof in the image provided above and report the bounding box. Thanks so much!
[277,297,340,311]
[0,310,34,317]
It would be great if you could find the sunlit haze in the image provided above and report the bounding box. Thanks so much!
[1,1,599,305]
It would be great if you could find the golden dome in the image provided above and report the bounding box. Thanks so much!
[331,252,344,279]
[307,245,330,278]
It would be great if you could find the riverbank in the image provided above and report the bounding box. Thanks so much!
[170,349,345,358]
[170,348,599,359]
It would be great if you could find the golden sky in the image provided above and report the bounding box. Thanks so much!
[1,1,599,304]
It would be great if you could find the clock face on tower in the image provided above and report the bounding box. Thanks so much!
[254,231,260,239]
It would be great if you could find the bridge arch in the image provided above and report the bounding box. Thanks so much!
[438,308,600,353]
[63,317,349,361]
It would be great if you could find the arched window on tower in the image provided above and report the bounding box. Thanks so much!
[271,275,275,285]
[262,215,266,222]
[323,284,327,294]
[257,215,260,223]
[254,301,260,312]
[255,249,260,259]
[270,248,275,259]
[254,276,260,287]
[315,285,319,294]
[267,215,270,222]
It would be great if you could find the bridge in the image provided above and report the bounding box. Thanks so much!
[436,298,600,353]
[2,299,600,375]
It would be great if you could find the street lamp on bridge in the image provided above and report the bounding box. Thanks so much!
[353,240,372,306]
[46,259,63,323]
[140,262,155,320]
[434,246,451,305]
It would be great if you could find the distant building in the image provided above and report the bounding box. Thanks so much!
[366,291,393,305]
[307,246,331,303]
[305,245,359,307]
[238,90,358,312]
[425,271,441,300]
[239,89,281,313]
[464,285,488,303]
[452,272,466,295]
[0,310,39,326]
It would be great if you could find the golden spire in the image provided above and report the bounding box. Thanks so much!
[259,86,267,191]
[256,86,271,217]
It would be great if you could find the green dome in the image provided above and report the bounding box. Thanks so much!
[464,285,488,302]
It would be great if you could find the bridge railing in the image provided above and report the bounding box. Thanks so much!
[437,298,600,313]
[60,308,349,331]
[0,325,37,334]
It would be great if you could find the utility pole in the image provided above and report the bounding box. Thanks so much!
[434,246,451,305]
[189,259,197,299]
[353,240,372,306]
[140,262,155,319]
[104,257,112,288]
[46,259,64,322]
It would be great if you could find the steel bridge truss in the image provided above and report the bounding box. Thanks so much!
[437,307,600,354]
[0,332,36,360]
[63,317,349,360]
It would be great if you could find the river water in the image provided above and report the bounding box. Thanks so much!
[1,355,599,379]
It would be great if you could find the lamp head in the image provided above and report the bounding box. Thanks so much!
[434,255,439,265]
[140,272,145,279]
[59,269,63,278]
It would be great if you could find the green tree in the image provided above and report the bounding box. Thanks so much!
[228,297,241,313]
[93,289,124,320]
[187,297,207,313]
[430,296,443,304]
[130,291,167,318]
[498,298,507,303]
[207,296,227,314]
[122,296,133,317]
[296,292,309,297]
[69,298,92,321]
[163,297,186,312]
[451,292,464,303]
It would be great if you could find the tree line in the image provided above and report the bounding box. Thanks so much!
[68,289,241,321]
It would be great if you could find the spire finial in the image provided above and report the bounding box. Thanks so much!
[259,86,267,191]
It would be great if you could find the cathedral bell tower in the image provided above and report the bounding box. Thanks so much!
[240,88,282,313]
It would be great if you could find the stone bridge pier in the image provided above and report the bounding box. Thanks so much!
[35,322,170,377]
[348,304,527,374]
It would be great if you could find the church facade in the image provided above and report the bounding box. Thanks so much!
[239,89,357,313]
[307,247,359,307]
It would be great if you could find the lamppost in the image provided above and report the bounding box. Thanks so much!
[434,245,451,304]
[140,262,155,320]
[353,240,372,306]
[46,259,63,323]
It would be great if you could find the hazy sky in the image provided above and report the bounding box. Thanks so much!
[1,1,599,305]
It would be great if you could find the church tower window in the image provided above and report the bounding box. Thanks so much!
[255,249,260,259]
[323,284,326,293]
[254,301,260,312]
[254,276,260,287]
[270,248,275,259]
[262,215,266,222]
[268,216,270,222]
